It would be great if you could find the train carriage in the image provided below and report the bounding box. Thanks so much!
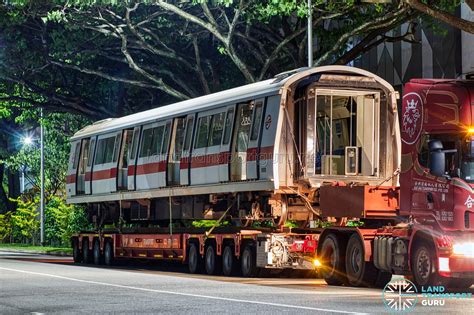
[67,65,400,227]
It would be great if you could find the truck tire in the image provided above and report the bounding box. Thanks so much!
[411,242,449,289]
[241,244,257,277]
[72,239,82,263]
[205,245,222,275]
[82,239,91,264]
[320,233,347,286]
[104,240,114,266]
[188,243,203,274]
[93,239,103,265]
[222,245,237,276]
[345,233,377,287]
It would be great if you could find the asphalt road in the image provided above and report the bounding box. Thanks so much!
[0,251,472,314]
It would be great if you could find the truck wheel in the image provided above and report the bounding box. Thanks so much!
[72,239,82,263]
[188,243,203,274]
[222,245,237,276]
[411,242,448,289]
[205,245,222,275]
[241,244,257,277]
[93,239,103,265]
[320,233,347,286]
[448,278,473,289]
[104,240,114,266]
[345,234,377,287]
[82,239,91,264]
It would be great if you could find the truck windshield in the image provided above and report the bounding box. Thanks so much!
[461,139,474,183]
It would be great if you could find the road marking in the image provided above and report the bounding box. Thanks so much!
[0,266,367,314]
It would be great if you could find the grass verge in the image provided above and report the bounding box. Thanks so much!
[0,243,72,255]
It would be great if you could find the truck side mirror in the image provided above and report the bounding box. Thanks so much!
[429,140,445,177]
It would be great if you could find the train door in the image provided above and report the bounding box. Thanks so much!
[180,115,195,186]
[246,99,265,180]
[92,131,121,194]
[66,140,81,197]
[219,106,235,182]
[84,137,96,194]
[168,117,186,186]
[117,129,133,191]
[76,138,91,194]
[127,126,141,190]
[231,102,253,181]
[135,120,170,190]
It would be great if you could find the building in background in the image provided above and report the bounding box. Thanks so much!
[354,3,473,91]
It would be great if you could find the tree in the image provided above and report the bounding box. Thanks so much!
[1,0,466,120]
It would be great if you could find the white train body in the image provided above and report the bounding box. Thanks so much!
[66,66,400,224]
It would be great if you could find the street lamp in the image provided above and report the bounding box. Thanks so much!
[20,108,45,246]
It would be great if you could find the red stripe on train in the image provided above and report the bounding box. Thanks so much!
[92,168,117,181]
[66,174,76,184]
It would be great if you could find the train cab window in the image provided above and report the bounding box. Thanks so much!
[195,116,211,149]
[250,102,263,141]
[311,90,378,177]
[222,109,234,145]
[95,136,116,165]
[183,117,194,151]
[209,112,225,146]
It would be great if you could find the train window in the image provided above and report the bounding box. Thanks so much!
[70,142,80,169]
[209,112,225,146]
[139,126,164,157]
[161,122,171,154]
[129,128,140,160]
[87,138,96,167]
[222,109,234,145]
[95,136,116,164]
[112,133,121,162]
[250,102,263,141]
[183,117,194,151]
[195,116,211,149]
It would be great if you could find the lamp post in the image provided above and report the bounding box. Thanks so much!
[40,108,44,246]
[21,107,45,246]
[307,0,313,67]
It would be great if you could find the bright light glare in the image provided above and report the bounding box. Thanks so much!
[438,257,450,272]
[313,258,322,268]
[22,136,33,146]
[452,242,474,257]
[468,128,474,134]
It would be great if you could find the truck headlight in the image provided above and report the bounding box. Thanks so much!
[452,242,474,257]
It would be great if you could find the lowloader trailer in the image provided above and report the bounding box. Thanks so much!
[68,67,474,288]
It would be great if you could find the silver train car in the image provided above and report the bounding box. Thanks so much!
[66,66,400,227]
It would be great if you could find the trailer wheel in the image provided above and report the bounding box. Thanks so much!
[93,239,103,265]
[222,245,237,276]
[320,233,347,286]
[345,234,377,287]
[82,239,91,264]
[72,239,82,263]
[411,242,448,289]
[104,240,114,266]
[241,244,257,277]
[188,243,203,274]
[205,244,222,275]
[448,278,473,289]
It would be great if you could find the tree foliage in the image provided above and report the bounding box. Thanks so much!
[1,0,467,120]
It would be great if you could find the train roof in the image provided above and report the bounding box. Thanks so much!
[72,66,397,140]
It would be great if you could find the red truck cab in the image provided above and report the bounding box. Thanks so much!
[399,79,474,285]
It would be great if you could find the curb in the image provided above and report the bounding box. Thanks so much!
[0,248,72,257]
